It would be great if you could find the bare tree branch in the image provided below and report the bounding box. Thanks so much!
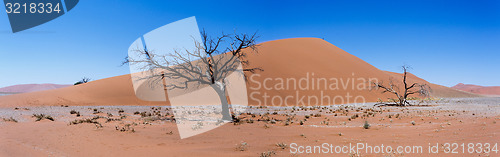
[371,65,431,106]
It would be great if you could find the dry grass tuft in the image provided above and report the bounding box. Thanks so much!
[2,117,18,123]
[235,141,248,151]
[32,114,54,121]
[260,150,276,157]
[276,142,288,149]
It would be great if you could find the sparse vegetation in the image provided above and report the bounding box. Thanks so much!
[260,150,276,157]
[276,142,288,149]
[269,119,276,124]
[126,30,260,121]
[32,114,54,121]
[70,118,98,125]
[115,124,135,132]
[300,133,306,138]
[74,77,91,85]
[363,121,370,129]
[246,118,254,124]
[235,141,248,151]
[372,66,431,106]
[140,111,152,117]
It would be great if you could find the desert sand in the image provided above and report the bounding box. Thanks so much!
[0,38,497,157]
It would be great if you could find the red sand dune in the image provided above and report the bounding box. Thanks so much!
[452,83,500,96]
[0,38,478,107]
[0,84,71,94]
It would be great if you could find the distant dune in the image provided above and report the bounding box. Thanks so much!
[0,38,478,107]
[0,84,71,94]
[452,83,500,96]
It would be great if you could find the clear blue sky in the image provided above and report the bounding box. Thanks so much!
[0,0,499,88]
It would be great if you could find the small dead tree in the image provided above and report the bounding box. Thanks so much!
[74,77,91,85]
[372,66,431,106]
[127,30,260,120]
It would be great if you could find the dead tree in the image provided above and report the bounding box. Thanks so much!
[372,66,431,106]
[127,30,260,120]
[74,77,91,85]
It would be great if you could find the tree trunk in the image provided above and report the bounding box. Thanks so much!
[402,67,408,106]
[211,84,232,121]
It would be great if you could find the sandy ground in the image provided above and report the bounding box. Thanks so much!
[0,97,498,157]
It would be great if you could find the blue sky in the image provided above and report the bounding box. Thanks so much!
[0,0,499,88]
